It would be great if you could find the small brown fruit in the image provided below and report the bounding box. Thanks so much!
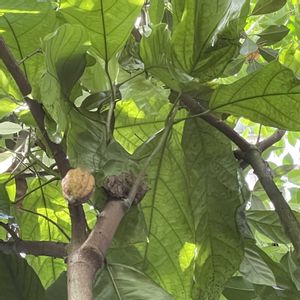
[62,168,95,205]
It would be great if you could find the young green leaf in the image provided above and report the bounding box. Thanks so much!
[252,0,287,15]
[0,122,22,135]
[259,48,279,62]
[257,25,289,46]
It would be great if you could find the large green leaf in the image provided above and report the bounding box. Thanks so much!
[0,0,57,93]
[45,272,67,300]
[182,119,243,300]
[246,210,300,244]
[115,88,242,299]
[66,109,107,171]
[60,0,143,61]
[223,277,256,300]
[280,42,300,76]
[133,129,195,299]
[15,178,70,287]
[254,284,300,300]
[93,264,174,299]
[0,253,45,299]
[140,24,180,91]
[240,241,276,286]
[170,0,249,79]
[40,24,90,133]
[241,240,299,298]
[149,0,165,24]
[210,62,300,130]
[115,75,173,153]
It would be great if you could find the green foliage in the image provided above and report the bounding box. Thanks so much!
[93,264,174,299]
[210,62,300,130]
[0,253,45,299]
[0,0,300,299]
[182,119,243,300]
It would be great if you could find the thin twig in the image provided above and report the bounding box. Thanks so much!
[0,240,67,258]
[0,222,20,240]
[18,48,42,65]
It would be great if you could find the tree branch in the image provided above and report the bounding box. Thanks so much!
[179,93,250,152]
[180,93,300,264]
[257,129,286,152]
[0,222,19,240]
[67,200,128,300]
[0,240,67,258]
[0,38,86,250]
[67,172,148,300]
[235,129,286,168]
[245,147,300,263]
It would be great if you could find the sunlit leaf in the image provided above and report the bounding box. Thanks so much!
[182,119,243,300]
[0,0,57,93]
[0,97,18,119]
[60,0,143,60]
[16,178,70,287]
[149,0,165,24]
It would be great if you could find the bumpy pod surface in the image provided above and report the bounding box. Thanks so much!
[62,168,95,205]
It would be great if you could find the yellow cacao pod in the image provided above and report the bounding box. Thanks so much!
[62,168,95,205]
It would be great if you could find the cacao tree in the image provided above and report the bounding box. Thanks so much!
[0,0,300,299]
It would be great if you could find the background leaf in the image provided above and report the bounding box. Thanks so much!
[252,0,287,15]
[257,25,289,46]
[0,253,45,300]
[246,210,300,244]
[210,62,300,130]
[0,121,22,135]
